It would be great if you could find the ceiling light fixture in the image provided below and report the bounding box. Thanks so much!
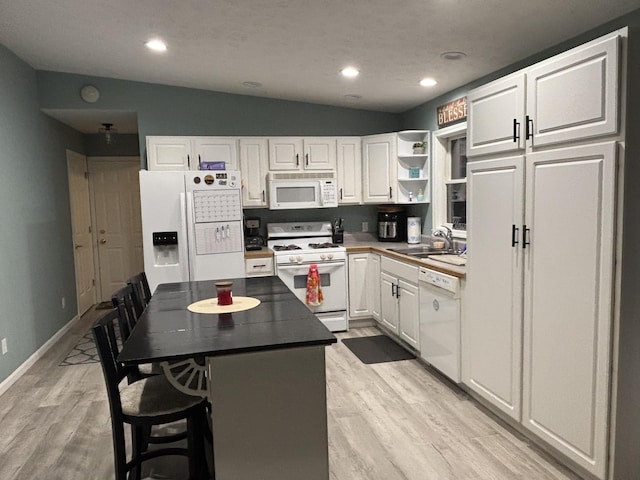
[440,51,466,61]
[419,78,438,87]
[344,94,362,101]
[242,81,263,88]
[341,67,359,78]
[99,123,118,144]
[145,39,167,52]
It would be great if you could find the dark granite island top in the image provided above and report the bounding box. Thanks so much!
[118,276,337,365]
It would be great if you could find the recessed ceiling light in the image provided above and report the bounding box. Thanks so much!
[420,78,438,87]
[145,39,167,52]
[344,94,362,101]
[242,81,263,88]
[440,51,466,61]
[341,67,359,78]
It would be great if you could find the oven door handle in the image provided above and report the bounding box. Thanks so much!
[277,261,345,271]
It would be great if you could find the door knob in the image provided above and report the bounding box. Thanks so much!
[100,239,107,244]
[74,244,82,249]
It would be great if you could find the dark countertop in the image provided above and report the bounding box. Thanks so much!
[118,276,337,365]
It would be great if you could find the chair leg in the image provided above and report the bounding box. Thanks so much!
[130,425,145,480]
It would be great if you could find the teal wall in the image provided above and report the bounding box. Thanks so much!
[36,72,401,165]
[0,44,84,384]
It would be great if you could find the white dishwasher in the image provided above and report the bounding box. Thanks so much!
[419,267,461,383]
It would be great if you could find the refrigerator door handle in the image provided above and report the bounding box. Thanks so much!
[181,192,193,282]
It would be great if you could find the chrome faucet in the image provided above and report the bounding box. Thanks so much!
[432,226,454,251]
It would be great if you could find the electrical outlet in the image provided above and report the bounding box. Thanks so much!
[1,338,7,355]
[61,297,66,309]
[362,222,368,232]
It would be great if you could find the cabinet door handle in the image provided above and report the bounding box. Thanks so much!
[389,187,393,199]
[340,188,343,200]
[396,285,401,298]
[296,154,299,167]
[305,153,309,166]
[187,154,191,169]
[262,190,265,202]
[523,225,531,249]
[391,283,396,297]
[198,154,202,168]
[525,115,534,140]
[513,119,520,142]
[511,224,519,247]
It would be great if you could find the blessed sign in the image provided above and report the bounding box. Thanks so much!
[437,96,467,128]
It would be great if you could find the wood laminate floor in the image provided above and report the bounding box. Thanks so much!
[0,308,583,480]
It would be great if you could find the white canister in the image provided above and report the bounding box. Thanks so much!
[407,217,421,244]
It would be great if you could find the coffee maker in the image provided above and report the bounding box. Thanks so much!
[332,218,344,244]
[377,205,406,242]
[244,217,264,251]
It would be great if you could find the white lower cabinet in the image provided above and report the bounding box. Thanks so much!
[347,252,381,321]
[465,142,616,479]
[244,257,274,277]
[380,257,419,349]
[347,253,371,318]
[369,253,381,321]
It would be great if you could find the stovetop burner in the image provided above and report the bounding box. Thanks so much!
[308,242,340,249]
[272,244,303,251]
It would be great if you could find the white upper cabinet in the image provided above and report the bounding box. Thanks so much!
[467,74,526,157]
[362,133,396,203]
[526,33,619,148]
[146,136,193,170]
[336,137,362,204]
[192,137,238,170]
[147,136,238,171]
[467,31,619,157]
[239,137,269,208]
[268,137,336,171]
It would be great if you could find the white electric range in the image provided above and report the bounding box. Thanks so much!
[267,221,347,332]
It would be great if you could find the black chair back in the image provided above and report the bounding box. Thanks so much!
[111,284,139,340]
[92,308,141,417]
[127,272,152,317]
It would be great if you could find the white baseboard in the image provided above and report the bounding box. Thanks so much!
[0,314,81,397]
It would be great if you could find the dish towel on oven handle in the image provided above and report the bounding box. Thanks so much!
[306,263,324,306]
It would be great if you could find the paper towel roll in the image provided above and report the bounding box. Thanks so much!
[407,217,421,244]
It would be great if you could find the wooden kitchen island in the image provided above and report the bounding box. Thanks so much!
[118,277,337,480]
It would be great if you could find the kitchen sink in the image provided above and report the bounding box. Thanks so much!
[387,246,455,257]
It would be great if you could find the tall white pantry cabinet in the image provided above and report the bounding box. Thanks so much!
[463,27,640,480]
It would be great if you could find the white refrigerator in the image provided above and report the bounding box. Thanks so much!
[139,170,245,293]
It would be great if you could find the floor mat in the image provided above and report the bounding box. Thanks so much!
[95,301,113,310]
[342,335,415,364]
[59,331,99,366]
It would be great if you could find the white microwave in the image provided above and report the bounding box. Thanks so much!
[268,171,338,210]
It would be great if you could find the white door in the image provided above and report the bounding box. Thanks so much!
[362,134,395,203]
[336,137,362,204]
[380,271,398,332]
[239,137,269,207]
[90,157,144,301]
[522,143,615,478]
[466,72,526,157]
[398,278,419,349]
[193,137,238,170]
[66,150,96,314]
[465,155,525,421]
[303,137,336,170]
[527,33,619,148]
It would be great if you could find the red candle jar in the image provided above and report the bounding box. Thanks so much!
[215,281,233,306]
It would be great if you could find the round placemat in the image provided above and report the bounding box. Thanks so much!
[187,296,261,314]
